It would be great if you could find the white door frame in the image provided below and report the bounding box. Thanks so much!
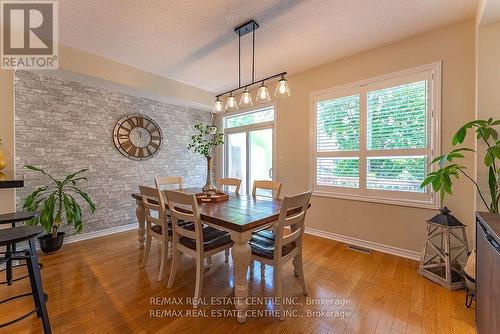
[220,104,277,195]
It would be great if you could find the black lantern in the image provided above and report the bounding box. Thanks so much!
[418,207,470,290]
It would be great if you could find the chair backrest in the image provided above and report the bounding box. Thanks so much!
[139,185,164,227]
[155,176,183,190]
[156,177,183,213]
[252,180,282,199]
[218,178,241,195]
[274,191,312,258]
[165,190,203,248]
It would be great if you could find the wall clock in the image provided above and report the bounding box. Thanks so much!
[113,114,163,160]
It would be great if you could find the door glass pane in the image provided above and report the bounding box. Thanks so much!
[249,128,273,197]
[226,132,247,194]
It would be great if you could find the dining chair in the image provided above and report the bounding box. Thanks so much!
[166,190,233,308]
[218,177,241,195]
[249,191,312,320]
[252,180,282,199]
[252,179,283,246]
[139,185,170,282]
[217,178,241,261]
[155,175,183,231]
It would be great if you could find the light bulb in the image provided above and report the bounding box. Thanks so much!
[239,87,254,107]
[274,76,291,97]
[255,82,271,103]
[225,93,238,111]
[213,97,224,113]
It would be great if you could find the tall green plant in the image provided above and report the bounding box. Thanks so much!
[421,118,500,213]
[187,123,224,157]
[23,165,96,237]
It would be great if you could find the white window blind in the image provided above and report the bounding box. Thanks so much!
[317,94,360,152]
[310,63,440,208]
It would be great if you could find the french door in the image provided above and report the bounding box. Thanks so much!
[224,123,274,195]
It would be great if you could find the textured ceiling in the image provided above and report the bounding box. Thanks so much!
[59,0,478,93]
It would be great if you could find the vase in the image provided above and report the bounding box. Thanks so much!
[202,156,217,196]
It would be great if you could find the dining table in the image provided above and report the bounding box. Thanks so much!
[131,187,306,323]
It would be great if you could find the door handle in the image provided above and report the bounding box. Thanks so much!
[269,168,273,179]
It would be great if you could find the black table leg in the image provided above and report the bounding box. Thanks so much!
[5,244,12,286]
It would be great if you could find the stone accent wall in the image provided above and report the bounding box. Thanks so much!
[15,70,211,235]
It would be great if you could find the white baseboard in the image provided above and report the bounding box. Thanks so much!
[304,227,420,261]
[64,223,138,245]
[48,224,421,261]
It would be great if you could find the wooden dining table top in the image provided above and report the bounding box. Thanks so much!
[131,187,305,233]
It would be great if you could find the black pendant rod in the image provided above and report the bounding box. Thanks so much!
[252,26,255,84]
[238,31,241,89]
[215,71,287,98]
[217,19,285,98]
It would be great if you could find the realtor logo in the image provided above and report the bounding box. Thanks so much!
[1,0,58,69]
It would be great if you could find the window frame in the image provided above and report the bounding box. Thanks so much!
[309,62,441,209]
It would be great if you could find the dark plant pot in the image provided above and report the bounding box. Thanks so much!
[38,232,65,254]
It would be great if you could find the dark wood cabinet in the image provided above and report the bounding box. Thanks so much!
[476,212,500,334]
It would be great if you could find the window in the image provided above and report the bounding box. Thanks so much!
[224,107,274,129]
[310,63,440,208]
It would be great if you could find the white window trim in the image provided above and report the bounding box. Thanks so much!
[309,62,442,209]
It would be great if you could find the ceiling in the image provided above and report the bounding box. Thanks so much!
[59,0,478,94]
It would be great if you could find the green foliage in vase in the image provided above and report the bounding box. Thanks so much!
[421,118,500,212]
[23,165,96,237]
[187,123,224,158]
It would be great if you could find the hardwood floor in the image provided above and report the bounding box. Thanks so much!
[0,231,476,333]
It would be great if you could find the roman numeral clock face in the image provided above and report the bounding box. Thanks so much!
[113,114,163,160]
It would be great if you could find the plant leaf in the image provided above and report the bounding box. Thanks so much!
[452,127,467,145]
[62,169,88,185]
[70,187,96,213]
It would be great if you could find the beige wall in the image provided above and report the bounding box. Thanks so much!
[0,70,15,214]
[261,20,476,254]
[476,21,500,211]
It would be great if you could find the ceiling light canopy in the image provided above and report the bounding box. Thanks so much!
[212,19,290,113]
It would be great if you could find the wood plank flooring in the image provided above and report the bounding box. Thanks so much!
[0,231,476,333]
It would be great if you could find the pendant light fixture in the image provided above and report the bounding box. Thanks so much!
[213,19,290,113]
[274,75,291,97]
[225,92,238,111]
[256,81,271,103]
[239,87,254,107]
[213,96,224,113]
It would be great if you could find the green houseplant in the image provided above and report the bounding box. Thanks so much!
[421,118,500,212]
[187,123,224,195]
[420,119,500,297]
[23,165,96,253]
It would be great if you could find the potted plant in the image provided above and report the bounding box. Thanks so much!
[187,123,224,195]
[421,118,500,304]
[23,165,96,253]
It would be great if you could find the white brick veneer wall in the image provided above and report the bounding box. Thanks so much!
[15,70,211,236]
